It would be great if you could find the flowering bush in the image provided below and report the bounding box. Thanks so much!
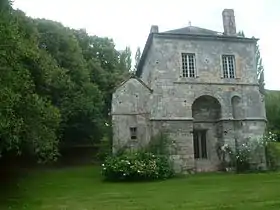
[101,152,174,181]
[218,132,278,173]
[265,132,280,170]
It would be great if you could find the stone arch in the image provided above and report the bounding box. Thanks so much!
[192,95,222,121]
[231,95,242,119]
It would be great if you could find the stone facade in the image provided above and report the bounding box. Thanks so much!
[111,9,266,173]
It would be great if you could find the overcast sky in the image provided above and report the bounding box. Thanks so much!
[13,0,280,90]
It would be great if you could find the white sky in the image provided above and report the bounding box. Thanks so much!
[13,0,280,90]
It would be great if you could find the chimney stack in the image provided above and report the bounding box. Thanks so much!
[150,25,159,34]
[222,9,236,36]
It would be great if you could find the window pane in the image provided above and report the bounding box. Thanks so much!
[201,130,207,158]
[193,131,200,159]
[193,130,207,159]
[130,127,137,140]
[222,55,235,79]
[181,53,196,78]
[222,56,228,78]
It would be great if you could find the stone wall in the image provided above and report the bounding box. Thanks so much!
[111,78,152,153]
[151,120,195,173]
[140,36,264,122]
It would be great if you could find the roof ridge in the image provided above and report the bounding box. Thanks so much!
[163,26,221,35]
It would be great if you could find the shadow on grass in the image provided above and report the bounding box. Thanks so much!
[0,163,23,208]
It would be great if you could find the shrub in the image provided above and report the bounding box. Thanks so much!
[219,132,278,173]
[266,142,280,170]
[102,152,174,181]
[145,132,171,155]
[95,135,111,161]
[235,143,252,172]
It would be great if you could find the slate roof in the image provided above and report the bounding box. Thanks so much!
[164,26,222,36]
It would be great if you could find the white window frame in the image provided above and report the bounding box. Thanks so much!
[181,53,196,78]
[222,55,236,79]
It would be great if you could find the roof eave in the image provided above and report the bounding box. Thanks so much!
[113,74,153,93]
[157,33,259,42]
[136,33,154,77]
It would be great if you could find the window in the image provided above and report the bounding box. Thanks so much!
[130,127,137,140]
[193,130,207,159]
[222,55,235,78]
[181,53,196,78]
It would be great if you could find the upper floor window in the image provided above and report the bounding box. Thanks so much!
[222,55,235,78]
[181,53,196,78]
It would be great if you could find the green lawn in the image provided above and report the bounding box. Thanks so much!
[1,166,280,210]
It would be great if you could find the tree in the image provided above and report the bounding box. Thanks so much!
[0,1,60,162]
[73,29,131,117]
[34,20,106,145]
[0,0,132,162]
[256,44,265,95]
[265,90,280,141]
[134,47,141,71]
[119,47,132,72]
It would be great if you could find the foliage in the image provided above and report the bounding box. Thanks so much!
[265,90,280,140]
[102,152,174,181]
[219,132,278,173]
[266,142,280,170]
[95,134,112,161]
[102,132,174,181]
[266,139,280,171]
[256,44,265,94]
[134,47,141,71]
[0,1,61,162]
[0,0,131,162]
[144,132,171,155]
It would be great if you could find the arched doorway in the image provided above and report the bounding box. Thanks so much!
[191,95,222,171]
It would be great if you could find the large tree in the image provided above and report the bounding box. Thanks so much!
[134,47,141,72]
[256,44,265,95]
[34,20,106,145]
[0,1,61,162]
[73,29,131,117]
[0,0,132,162]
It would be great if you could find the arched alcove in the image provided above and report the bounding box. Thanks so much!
[192,95,222,121]
[231,96,242,119]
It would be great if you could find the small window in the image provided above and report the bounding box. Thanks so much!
[130,127,137,140]
[222,55,235,78]
[181,53,196,78]
[193,130,207,159]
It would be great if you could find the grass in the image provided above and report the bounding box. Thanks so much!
[1,166,280,210]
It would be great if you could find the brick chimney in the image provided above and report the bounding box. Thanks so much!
[150,25,159,33]
[222,9,236,36]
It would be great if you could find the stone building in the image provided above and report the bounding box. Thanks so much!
[111,9,266,173]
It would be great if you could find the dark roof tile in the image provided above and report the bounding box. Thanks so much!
[163,26,221,36]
